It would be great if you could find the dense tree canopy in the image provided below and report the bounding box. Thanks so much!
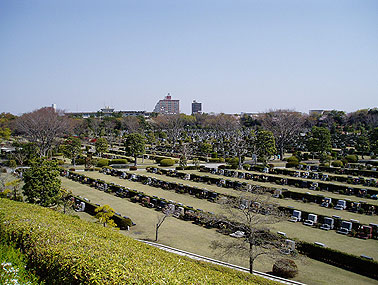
[22,159,62,207]
[15,107,71,157]
[124,133,146,166]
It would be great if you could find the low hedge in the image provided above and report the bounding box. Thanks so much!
[297,241,378,280]
[97,158,109,167]
[159,158,175,167]
[331,160,344,167]
[0,199,272,285]
[110,159,128,165]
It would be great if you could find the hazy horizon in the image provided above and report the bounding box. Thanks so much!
[1,0,377,115]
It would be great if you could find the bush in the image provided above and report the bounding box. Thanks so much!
[154,156,167,163]
[0,199,268,284]
[320,154,332,163]
[226,157,239,167]
[97,158,109,167]
[243,164,251,170]
[129,166,138,171]
[286,162,299,168]
[0,189,11,198]
[272,259,298,278]
[75,158,86,165]
[8,160,17,168]
[286,156,299,163]
[285,156,299,168]
[345,155,358,163]
[116,216,133,230]
[209,157,224,163]
[159,159,175,167]
[110,159,128,165]
[331,160,344,168]
[302,153,310,160]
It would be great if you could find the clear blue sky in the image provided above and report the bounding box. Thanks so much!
[0,0,377,115]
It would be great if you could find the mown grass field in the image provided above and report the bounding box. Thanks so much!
[61,176,378,285]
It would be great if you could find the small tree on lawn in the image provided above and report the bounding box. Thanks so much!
[124,133,146,166]
[6,179,22,201]
[95,137,108,157]
[211,190,289,274]
[61,136,82,166]
[155,206,177,242]
[95,204,118,228]
[22,159,62,207]
[57,188,74,214]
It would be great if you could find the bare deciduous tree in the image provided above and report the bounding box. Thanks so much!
[155,205,179,242]
[211,190,289,273]
[121,116,141,133]
[15,107,71,157]
[261,109,304,159]
[151,114,184,145]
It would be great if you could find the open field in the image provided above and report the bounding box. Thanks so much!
[61,176,377,285]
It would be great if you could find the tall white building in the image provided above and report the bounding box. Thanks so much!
[153,94,180,114]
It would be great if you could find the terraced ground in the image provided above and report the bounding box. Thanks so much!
[74,171,378,260]
[137,169,378,224]
[182,169,378,207]
[61,171,378,285]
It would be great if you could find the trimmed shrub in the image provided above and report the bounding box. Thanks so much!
[345,155,358,163]
[116,216,133,230]
[159,159,175,167]
[272,259,298,278]
[286,156,299,168]
[331,160,344,168]
[154,156,166,163]
[0,199,268,284]
[8,160,17,168]
[302,153,310,160]
[75,158,86,165]
[110,159,128,165]
[97,158,109,167]
[226,157,239,167]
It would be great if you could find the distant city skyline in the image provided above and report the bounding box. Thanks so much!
[0,0,377,116]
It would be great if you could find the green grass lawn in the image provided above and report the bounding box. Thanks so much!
[61,176,377,285]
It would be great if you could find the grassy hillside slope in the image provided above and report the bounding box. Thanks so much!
[0,198,276,284]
